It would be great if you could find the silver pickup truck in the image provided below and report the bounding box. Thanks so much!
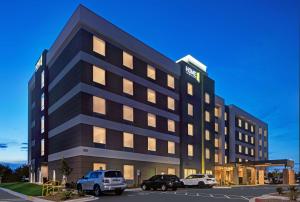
[77,170,127,196]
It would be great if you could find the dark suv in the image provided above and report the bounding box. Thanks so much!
[141,175,182,191]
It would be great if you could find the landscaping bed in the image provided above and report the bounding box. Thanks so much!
[0,182,42,196]
[39,191,90,201]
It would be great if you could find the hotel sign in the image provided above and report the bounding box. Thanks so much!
[185,66,200,82]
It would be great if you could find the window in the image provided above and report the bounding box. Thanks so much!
[225,142,228,149]
[188,103,193,116]
[123,132,133,148]
[188,123,193,136]
[93,163,106,171]
[93,126,106,144]
[168,119,175,132]
[239,158,242,162]
[239,132,242,140]
[215,154,219,163]
[214,107,220,117]
[147,65,156,80]
[259,127,262,135]
[148,137,156,151]
[225,155,228,164]
[214,138,219,148]
[41,93,44,111]
[205,111,210,122]
[168,141,175,154]
[245,147,248,155]
[187,82,193,95]
[259,139,262,146]
[123,105,133,122]
[259,150,262,157]
[224,112,228,121]
[188,144,193,157]
[224,127,228,135]
[205,130,210,140]
[41,139,44,156]
[167,75,175,89]
[93,36,105,56]
[167,97,175,110]
[251,149,254,156]
[264,129,267,136]
[205,148,210,159]
[264,152,268,158]
[41,70,44,89]
[245,122,248,130]
[215,123,219,132]
[147,113,156,127]
[93,66,106,85]
[205,92,210,104]
[147,89,156,103]
[264,141,267,147]
[238,145,242,153]
[184,169,196,178]
[93,96,106,115]
[123,165,134,180]
[238,119,242,127]
[251,125,254,132]
[245,134,248,142]
[123,51,133,69]
[123,78,133,95]
[250,136,254,144]
[168,168,175,175]
[41,116,44,133]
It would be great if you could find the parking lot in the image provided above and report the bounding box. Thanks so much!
[92,185,281,202]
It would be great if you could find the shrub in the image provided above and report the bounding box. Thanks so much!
[78,190,85,197]
[288,186,298,201]
[276,187,283,195]
[60,191,73,200]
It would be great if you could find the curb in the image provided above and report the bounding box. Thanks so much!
[0,187,97,202]
[125,188,142,192]
[213,186,232,189]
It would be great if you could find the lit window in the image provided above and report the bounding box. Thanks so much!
[224,112,228,121]
[238,145,242,153]
[259,150,262,157]
[123,51,133,69]
[239,158,242,162]
[167,168,175,175]
[245,134,248,142]
[264,141,267,147]
[251,136,254,144]
[251,149,254,156]
[225,142,228,149]
[215,154,219,163]
[259,127,262,135]
[188,123,193,136]
[214,138,219,148]
[205,111,210,122]
[251,125,254,132]
[41,139,44,156]
[188,144,193,157]
[123,165,134,180]
[215,123,219,132]
[123,132,134,148]
[147,89,156,103]
[168,119,175,132]
[184,169,196,178]
[147,113,156,127]
[41,70,44,89]
[148,137,156,151]
[123,105,134,122]
[245,147,248,155]
[225,155,228,164]
[224,127,228,135]
[147,65,156,80]
[41,93,44,111]
[41,116,44,133]
[214,107,219,117]
[245,122,248,130]
[93,36,105,56]
[239,132,242,140]
[205,92,210,104]
[259,139,262,146]
[93,163,106,171]
[238,119,242,127]
[93,126,106,144]
[167,75,175,89]
[187,82,193,96]
[205,148,210,159]
[188,103,193,116]
[168,141,175,154]
[167,97,175,110]
[93,66,106,85]
[206,170,213,175]
[123,78,133,95]
[93,96,106,115]
[205,130,210,140]
[264,129,267,136]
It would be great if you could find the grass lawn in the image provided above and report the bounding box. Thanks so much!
[0,182,42,196]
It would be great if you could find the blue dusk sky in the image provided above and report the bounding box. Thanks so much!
[0,0,299,169]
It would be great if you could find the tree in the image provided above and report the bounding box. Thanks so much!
[59,158,73,185]
[0,164,15,182]
[15,165,29,181]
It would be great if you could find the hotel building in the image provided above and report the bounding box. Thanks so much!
[28,5,269,185]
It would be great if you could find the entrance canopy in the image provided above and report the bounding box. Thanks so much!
[241,159,294,168]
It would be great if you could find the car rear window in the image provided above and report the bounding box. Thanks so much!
[104,171,123,178]
[207,175,214,178]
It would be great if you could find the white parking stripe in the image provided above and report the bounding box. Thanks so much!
[224,195,230,198]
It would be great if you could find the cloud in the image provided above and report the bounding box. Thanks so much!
[0,143,8,149]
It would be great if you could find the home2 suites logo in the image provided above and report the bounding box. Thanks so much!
[185,66,200,82]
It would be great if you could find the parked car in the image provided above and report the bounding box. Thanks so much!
[296,177,300,183]
[141,175,182,191]
[77,170,127,196]
[180,174,217,188]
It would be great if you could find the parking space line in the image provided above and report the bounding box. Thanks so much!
[224,195,230,198]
